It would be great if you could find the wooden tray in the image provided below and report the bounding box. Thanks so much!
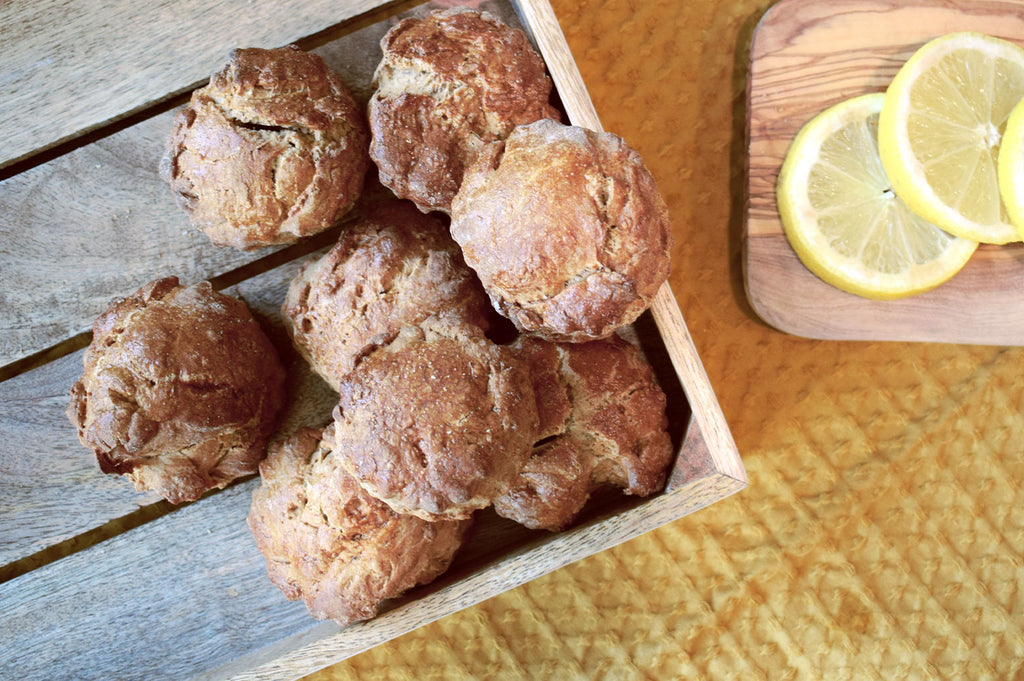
[0,1,745,679]
[745,0,1024,345]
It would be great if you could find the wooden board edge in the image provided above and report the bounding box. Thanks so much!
[651,285,745,485]
[513,0,601,132]
[198,470,746,681]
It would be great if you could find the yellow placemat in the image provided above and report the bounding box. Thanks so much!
[309,0,1024,677]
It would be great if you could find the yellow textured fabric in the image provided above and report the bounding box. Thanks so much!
[308,0,1024,678]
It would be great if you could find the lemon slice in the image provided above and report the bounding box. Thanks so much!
[997,95,1024,238]
[777,93,978,300]
[878,31,1024,244]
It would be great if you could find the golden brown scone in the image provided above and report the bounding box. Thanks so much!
[450,119,672,342]
[327,320,539,521]
[494,334,673,531]
[66,277,286,504]
[560,335,674,496]
[282,200,491,391]
[161,45,369,250]
[492,433,593,532]
[368,7,559,214]
[509,330,571,441]
[248,426,471,625]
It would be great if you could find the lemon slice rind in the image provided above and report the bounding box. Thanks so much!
[997,95,1024,240]
[778,93,979,301]
[878,31,1024,245]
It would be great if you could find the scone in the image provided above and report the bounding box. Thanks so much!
[450,119,672,342]
[368,7,559,214]
[492,433,593,532]
[493,334,673,531]
[327,320,540,521]
[507,329,571,441]
[282,200,491,391]
[67,277,286,504]
[560,335,674,496]
[161,45,369,250]
[248,427,471,625]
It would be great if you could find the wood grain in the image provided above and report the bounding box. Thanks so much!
[0,250,338,569]
[0,9,396,368]
[0,480,316,681]
[0,471,744,681]
[0,0,392,170]
[745,0,1024,344]
[0,0,746,677]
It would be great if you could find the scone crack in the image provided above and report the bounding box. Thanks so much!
[374,61,471,109]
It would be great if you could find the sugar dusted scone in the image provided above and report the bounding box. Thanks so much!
[327,320,540,521]
[161,45,369,250]
[451,119,672,342]
[248,427,471,625]
[282,200,491,391]
[67,277,286,504]
[493,334,673,531]
[368,7,559,214]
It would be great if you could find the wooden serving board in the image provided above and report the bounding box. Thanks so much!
[0,0,745,679]
[745,0,1024,345]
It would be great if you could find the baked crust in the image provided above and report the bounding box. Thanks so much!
[494,334,673,531]
[282,200,491,391]
[248,426,471,625]
[451,119,672,342]
[510,330,571,441]
[492,433,593,532]
[368,7,559,214]
[560,335,674,496]
[161,45,369,250]
[327,320,540,521]
[66,277,286,504]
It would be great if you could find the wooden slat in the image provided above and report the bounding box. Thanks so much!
[0,0,746,678]
[0,351,160,568]
[0,480,317,681]
[0,252,338,569]
[0,0,393,170]
[0,7,397,368]
[0,112,257,368]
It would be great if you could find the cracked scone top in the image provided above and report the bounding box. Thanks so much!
[248,427,470,625]
[327,320,540,521]
[451,118,673,342]
[493,334,674,531]
[282,200,492,391]
[66,277,286,504]
[161,45,369,250]
[368,7,560,214]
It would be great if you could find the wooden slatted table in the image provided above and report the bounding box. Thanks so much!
[0,1,745,678]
